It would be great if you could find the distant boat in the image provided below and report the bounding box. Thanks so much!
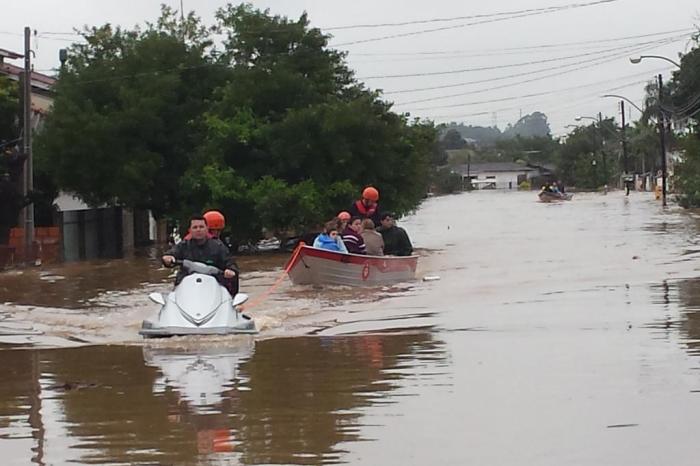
[538,191,573,202]
[285,244,418,286]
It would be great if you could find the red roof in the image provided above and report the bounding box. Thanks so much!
[0,62,56,89]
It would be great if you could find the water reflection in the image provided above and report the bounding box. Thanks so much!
[671,278,700,357]
[0,331,448,465]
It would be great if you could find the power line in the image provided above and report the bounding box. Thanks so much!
[325,4,568,30]
[349,27,694,56]
[332,0,618,47]
[381,36,687,95]
[408,77,652,113]
[395,65,673,109]
[358,35,684,80]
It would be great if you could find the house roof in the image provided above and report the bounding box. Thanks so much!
[0,62,56,91]
[0,48,23,61]
[452,162,537,175]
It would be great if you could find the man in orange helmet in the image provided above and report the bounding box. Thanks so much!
[348,186,382,225]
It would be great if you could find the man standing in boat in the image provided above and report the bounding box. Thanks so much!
[348,186,382,226]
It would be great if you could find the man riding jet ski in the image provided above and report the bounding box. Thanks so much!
[139,215,256,337]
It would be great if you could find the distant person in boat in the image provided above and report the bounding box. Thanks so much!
[312,220,348,253]
[361,218,384,256]
[162,215,239,287]
[348,186,382,225]
[551,182,561,194]
[342,216,367,254]
[378,212,413,256]
[557,181,566,194]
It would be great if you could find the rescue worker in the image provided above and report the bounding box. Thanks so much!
[348,187,382,226]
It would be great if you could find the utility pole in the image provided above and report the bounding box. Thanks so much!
[598,112,607,187]
[658,74,667,207]
[21,26,34,259]
[621,100,630,195]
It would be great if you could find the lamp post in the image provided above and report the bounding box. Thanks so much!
[629,55,681,207]
[629,55,681,68]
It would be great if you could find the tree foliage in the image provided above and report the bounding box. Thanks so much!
[35,4,437,241]
[0,76,19,148]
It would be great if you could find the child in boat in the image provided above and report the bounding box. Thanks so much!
[312,219,348,253]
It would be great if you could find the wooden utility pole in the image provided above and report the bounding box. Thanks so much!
[658,74,667,207]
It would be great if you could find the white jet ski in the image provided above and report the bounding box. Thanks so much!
[140,259,257,337]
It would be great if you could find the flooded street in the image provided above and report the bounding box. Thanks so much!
[3,190,700,465]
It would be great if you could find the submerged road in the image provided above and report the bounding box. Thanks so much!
[2,190,700,465]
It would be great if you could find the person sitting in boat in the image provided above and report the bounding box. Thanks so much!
[162,215,239,287]
[342,216,367,255]
[312,219,348,253]
[337,211,351,233]
[551,182,561,194]
[378,212,413,256]
[361,218,384,256]
[348,186,382,225]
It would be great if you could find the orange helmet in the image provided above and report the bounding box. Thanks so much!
[362,186,379,202]
[203,210,225,230]
[337,211,351,221]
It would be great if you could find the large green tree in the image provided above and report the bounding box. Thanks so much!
[35,4,436,242]
[180,4,434,240]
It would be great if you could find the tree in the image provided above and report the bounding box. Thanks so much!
[502,112,551,139]
[34,7,224,217]
[181,4,434,240]
[441,129,467,150]
[37,4,437,242]
[559,122,616,189]
[0,75,19,148]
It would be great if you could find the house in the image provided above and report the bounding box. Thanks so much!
[451,162,552,190]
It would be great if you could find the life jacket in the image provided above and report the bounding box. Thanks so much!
[354,200,377,219]
[315,234,343,252]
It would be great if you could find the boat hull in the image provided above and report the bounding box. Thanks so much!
[538,191,573,202]
[286,245,418,286]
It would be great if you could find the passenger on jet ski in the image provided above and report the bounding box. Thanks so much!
[162,215,239,287]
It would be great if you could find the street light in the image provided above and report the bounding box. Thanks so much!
[601,94,645,114]
[629,55,681,68]
[629,55,674,206]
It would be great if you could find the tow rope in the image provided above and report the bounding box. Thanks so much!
[241,243,304,311]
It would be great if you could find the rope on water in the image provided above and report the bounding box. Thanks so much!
[242,243,304,311]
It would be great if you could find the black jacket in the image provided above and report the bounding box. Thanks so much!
[166,238,238,284]
[379,226,413,256]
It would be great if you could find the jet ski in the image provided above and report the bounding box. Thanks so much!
[140,259,257,337]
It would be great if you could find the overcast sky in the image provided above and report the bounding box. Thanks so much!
[3,0,699,135]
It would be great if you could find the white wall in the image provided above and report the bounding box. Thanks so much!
[470,171,530,189]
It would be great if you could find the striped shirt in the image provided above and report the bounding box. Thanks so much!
[341,227,367,254]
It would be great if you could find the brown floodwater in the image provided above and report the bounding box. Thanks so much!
[2,190,700,465]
